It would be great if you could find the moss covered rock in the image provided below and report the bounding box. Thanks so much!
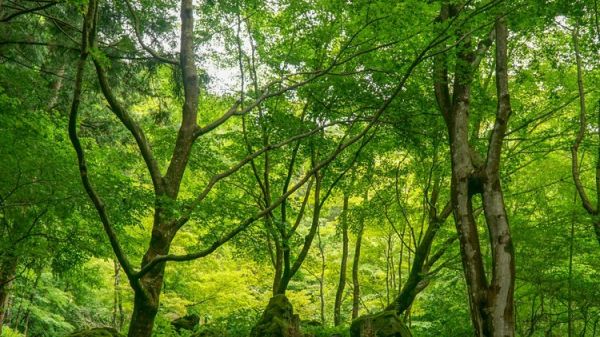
[172,313,200,332]
[67,327,124,337]
[249,294,302,337]
[350,311,412,337]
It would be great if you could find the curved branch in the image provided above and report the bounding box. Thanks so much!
[67,0,138,288]
[0,1,57,22]
[135,12,457,278]
[92,59,165,195]
[570,23,597,215]
[123,0,179,65]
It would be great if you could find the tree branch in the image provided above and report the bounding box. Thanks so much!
[92,59,165,194]
[485,16,512,179]
[67,0,138,288]
[570,23,596,215]
[123,0,179,65]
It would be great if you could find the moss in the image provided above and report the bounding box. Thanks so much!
[67,327,124,337]
[172,314,200,332]
[249,295,302,337]
[350,311,412,337]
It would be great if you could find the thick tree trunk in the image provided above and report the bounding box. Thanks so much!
[127,217,173,337]
[0,256,18,335]
[434,7,515,336]
[128,295,159,337]
[334,194,349,326]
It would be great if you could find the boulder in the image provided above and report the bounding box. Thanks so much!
[350,311,412,337]
[172,314,200,332]
[249,294,302,337]
[68,327,124,337]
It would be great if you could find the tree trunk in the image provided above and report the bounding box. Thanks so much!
[569,22,600,247]
[334,193,349,326]
[351,220,364,320]
[0,256,18,335]
[112,260,124,331]
[434,7,515,336]
[275,174,323,295]
[386,215,447,314]
[317,227,326,325]
[128,222,172,337]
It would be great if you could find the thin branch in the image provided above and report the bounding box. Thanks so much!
[570,22,597,215]
[92,59,165,194]
[67,0,139,289]
[0,1,56,22]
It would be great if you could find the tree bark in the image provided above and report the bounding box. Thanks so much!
[128,222,175,337]
[351,218,364,320]
[0,256,17,335]
[275,173,322,294]
[334,193,349,326]
[317,227,326,325]
[435,7,515,336]
[112,260,124,331]
[386,203,452,315]
[570,22,600,246]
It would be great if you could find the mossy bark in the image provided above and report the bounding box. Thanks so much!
[250,295,302,337]
[350,311,412,337]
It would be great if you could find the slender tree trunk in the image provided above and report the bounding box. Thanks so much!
[112,260,124,331]
[23,310,30,337]
[385,233,392,306]
[570,22,600,247]
[568,190,577,337]
[317,227,326,325]
[15,269,40,337]
[351,220,364,320]
[386,208,450,314]
[47,64,66,110]
[275,174,323,295]
[0,256,18,335]
[334,194,349,326]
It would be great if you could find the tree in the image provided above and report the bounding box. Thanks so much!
[434,3,516,335]
[67,1,418,336]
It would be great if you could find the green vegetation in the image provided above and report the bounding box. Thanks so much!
[1,0,599,336]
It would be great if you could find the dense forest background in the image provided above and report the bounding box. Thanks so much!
[1,0,600,336]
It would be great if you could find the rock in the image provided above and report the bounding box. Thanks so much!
[68,327,124,337]
[172,314,200,332]
[350,311,412,337]
[249,294,302,337]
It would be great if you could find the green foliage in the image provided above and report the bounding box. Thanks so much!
[1,1,600,337]
[0,327,24,337]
